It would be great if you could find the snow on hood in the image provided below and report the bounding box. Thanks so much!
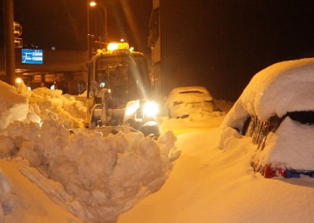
[0,80,180,223]
[221,58,314,130]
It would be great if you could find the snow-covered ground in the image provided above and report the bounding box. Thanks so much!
[2,58,314,223]
[118,129,314,223]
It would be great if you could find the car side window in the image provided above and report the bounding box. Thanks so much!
[240,116,251,136]
[244,115,283,151]
[239,115,268,150]
[251,117,264,145]
[238,111,314,170]
[287,111,314,125]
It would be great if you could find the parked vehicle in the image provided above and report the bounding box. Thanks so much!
[219,58,314,178]
[165,86,216,118]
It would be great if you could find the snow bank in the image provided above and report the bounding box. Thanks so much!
[29,87,87,128]
[0,81,28,131]
[0,80,180,223]
[5,120,179,223]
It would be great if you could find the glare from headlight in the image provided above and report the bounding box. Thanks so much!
[125,100,140,116]
[143,101,160,118]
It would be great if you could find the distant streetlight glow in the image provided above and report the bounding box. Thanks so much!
[90,1,97,7]
[15,77,23,94]
[15,77,22,85]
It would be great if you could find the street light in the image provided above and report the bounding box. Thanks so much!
[89,1,108,46]
[90,1,97,7]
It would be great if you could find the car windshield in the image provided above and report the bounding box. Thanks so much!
[287,111,314,125]
[179,90,205,94]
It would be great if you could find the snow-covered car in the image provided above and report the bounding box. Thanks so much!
[165,86,216,118]
[219,58,314,178]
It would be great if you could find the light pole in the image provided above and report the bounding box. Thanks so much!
[87,1,93,60]
[103,4,108,45]
[3,0,16,85]
[89,1,108,46]
[87,0,92,99]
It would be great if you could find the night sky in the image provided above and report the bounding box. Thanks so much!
[0,0,152,53]
[1,1,313,58]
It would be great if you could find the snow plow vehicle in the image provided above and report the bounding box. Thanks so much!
[85,41,160,136]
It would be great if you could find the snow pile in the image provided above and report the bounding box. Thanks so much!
[6,120,179,223]
[28,87,87,128]
[0,81,180,223]
[0,81,28,132]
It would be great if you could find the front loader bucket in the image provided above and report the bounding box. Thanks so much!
[72,125,137,137]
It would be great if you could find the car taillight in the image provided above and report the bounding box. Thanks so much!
[261,164,314,178]
[262,164,285,178]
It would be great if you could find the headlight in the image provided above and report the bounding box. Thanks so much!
[100,82,106,88]
[143,101,160,118]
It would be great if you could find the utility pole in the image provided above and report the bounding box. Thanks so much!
[87,0,91,99]
[3,0,16,85]
[103,3,108,45]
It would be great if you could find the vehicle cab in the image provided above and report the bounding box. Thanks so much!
[85,42,159,136]
[87,42,150,107]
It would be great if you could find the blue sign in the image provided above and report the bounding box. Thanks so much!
[21,49,44,64]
